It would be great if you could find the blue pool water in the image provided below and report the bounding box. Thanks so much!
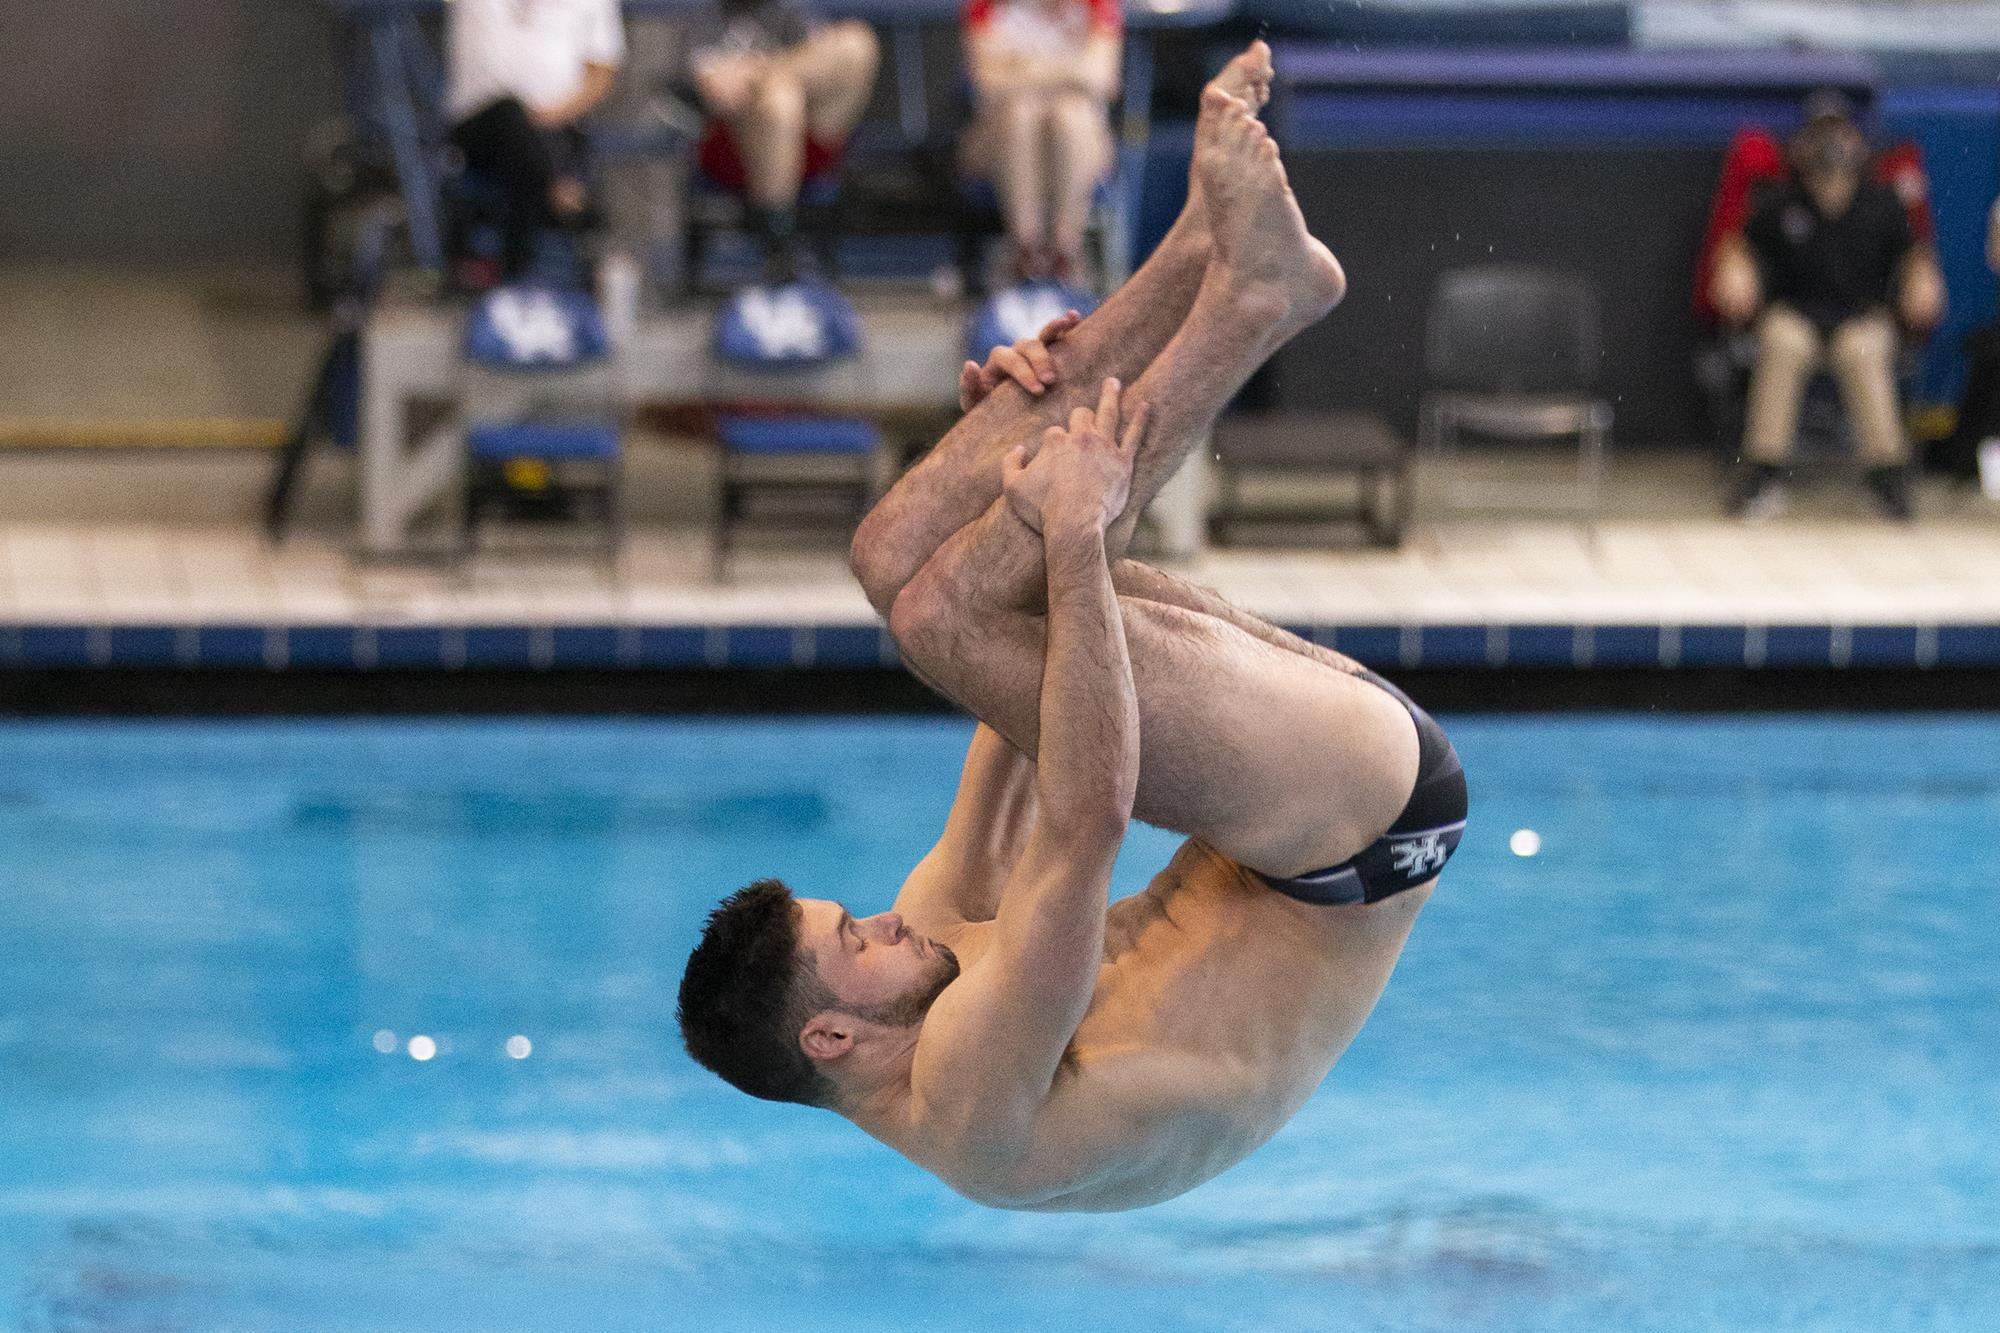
[0,715,1994,1331]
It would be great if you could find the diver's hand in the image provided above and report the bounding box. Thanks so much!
[957,310,1083,411]
[1001,377,1148,535]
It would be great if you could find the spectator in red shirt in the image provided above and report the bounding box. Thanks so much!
[1711,91,1946,520]
[960,0,1122,285]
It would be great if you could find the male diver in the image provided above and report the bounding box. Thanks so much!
[678,43,1466,1212]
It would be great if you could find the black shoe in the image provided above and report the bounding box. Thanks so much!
[760,241,800,286]
[1863,465,1916,521]
[748,205,801,285]
[1726,464,1787,520]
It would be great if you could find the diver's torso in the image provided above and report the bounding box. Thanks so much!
[932,839,1428,1210]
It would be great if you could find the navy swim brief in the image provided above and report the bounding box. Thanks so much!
[1255,669,1466,906]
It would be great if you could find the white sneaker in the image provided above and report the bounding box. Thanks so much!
[1740,483,1787,521]
[1727,468,1788,522]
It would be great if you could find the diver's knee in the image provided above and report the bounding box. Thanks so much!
[848,513,906,619]
[886,570,948,654]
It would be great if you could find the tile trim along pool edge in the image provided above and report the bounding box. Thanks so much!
[0,621,1995,672]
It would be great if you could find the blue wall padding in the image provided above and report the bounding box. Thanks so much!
[1879,86,2000,407]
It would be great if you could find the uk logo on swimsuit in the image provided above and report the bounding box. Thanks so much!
[1390,832,1450,878]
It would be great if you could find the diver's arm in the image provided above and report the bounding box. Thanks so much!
[914,382,1141,1154]
[893,723,1040,933]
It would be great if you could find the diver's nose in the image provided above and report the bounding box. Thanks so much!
[883,912,904,941]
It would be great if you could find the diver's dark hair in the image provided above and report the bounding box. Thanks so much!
[677,879,837,1108]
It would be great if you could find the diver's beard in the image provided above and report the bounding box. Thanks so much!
[849,940,962,1029]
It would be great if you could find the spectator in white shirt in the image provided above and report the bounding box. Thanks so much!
[447,0,626,278]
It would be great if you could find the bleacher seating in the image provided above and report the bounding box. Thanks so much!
[459,285,626,565]
[710,278,883,578]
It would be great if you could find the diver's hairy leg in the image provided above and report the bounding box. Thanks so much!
[987,82,1350,585]
[1110,560,1368,675]
[849,44,1281,616]
[891,498,1414,877]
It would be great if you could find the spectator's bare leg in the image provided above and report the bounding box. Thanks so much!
[731,75,808,209]
[850,43,1279,614]
[1827,311,1908,465]
[780,21,880,147]
[990,92,1054,269]
[1743,302,1823,465]
[1048,91,1114,281]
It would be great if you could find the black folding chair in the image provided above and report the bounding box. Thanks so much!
[1419,264,1611,543]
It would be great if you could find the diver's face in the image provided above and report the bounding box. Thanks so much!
[796,899,960,1024]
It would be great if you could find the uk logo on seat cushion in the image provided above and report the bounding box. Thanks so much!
[465,285,609,367]
[966,281,1099,362]
[714,279,862,368]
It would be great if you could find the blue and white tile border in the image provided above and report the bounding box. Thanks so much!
[0,621,1996,671]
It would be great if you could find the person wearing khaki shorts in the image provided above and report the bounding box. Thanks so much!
[1710,91,1945,520]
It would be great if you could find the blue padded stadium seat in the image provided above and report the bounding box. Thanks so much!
[966,281,1100,362]
[707,281,874,577]
[713,279,863,369]
[467,421,621,463]
[459,283,623,564]
[715,415,880,456]
[712,413,883,580]
[464,285,611,368]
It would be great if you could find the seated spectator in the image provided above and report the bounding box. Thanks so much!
[446,0,625,281]
[1712,91,1946,520]
[960,0,1122,286]
[684,0,879,281]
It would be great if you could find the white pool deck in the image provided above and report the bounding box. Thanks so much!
[0,452,1994,634]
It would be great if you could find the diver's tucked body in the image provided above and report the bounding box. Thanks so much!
[890,837,1429,1210]
[677,40,1465,1213]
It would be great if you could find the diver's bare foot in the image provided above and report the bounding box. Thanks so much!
[1196,88,1344,346]
[1212,39,1273,110]
[1182,42,1274,234]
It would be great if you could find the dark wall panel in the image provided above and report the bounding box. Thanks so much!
[1269,146,1723,445]
[0,1,340,266]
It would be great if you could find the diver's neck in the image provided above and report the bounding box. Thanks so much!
[836,1027,923,1134]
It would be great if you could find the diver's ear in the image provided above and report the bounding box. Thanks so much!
[800,1014,853,1063]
